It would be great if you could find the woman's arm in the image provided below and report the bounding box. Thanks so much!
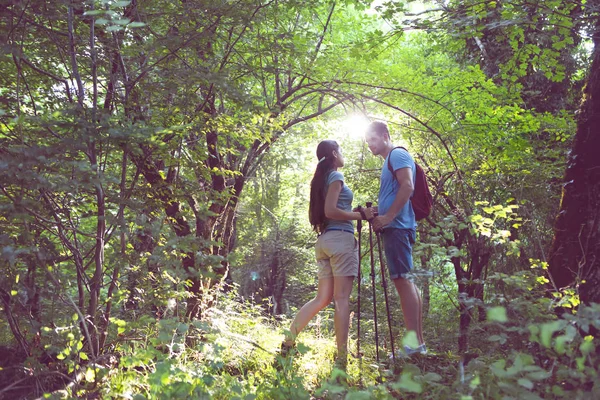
[324,181,362,221]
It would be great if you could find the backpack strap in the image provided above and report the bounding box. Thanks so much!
[387,146,409,182]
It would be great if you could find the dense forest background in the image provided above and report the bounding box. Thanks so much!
[1,0,599,398]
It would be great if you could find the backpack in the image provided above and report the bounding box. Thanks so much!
[387,147,433,221]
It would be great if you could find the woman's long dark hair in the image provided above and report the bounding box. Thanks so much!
[309,140,339,233]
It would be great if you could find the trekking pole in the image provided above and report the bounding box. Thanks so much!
[366,202,380,363]
[356,206,362,359]
[374,230,396,362]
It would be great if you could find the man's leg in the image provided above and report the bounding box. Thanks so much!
[393,277,424,346]
[416,282,423,344]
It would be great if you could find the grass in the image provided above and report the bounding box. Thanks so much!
[95,287,600,399]
[97,291,465,400]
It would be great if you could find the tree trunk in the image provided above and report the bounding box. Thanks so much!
[420,254,430,318]
[549,18,600,305]
[453,234,491,353]
[0,288,30,356]
[453,256,470,353]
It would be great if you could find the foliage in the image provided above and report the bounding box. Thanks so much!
[1,0,599,398]
[3,280,589,399]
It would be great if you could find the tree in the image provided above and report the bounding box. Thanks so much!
[549,11,600,306]
[366,0,589,353]
[0,0,381,362]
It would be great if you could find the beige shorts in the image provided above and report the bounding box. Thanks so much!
[315,230,359,279]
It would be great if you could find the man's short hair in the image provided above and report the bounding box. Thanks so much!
[367,121,390,138]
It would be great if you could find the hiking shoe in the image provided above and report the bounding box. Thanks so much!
[389,344,427,359]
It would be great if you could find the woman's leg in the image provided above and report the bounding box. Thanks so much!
[332,276,354,360]
[286,278,334,342]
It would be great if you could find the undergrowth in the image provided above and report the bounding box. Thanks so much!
[95,287,598,398]
[18,270,599,399]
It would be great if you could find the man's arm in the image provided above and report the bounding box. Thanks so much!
[372,167,414,231]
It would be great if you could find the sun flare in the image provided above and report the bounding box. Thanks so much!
[341,114,371,141]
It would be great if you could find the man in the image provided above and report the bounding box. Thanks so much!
[365,121,426,356]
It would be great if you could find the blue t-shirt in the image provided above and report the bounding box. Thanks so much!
[378,148,416,230]
[324,171,354,233]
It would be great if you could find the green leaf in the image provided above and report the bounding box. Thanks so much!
[85,368,95,382]
[527,370,551,380]
[176,323,189,334]
[576,356,585,370]
[158,331,171,344]
[422,372,442,382]
[487,306,507,322]
[112,318,127,335]
[469,374,480,389]
[517,378,534,389]
[83,10,105,16]
[488,334,507,344]
[393,372,423,393]
[113,18,131,25]
[540,320,562,348]
[554,334,569,354]
[580,339,595,355]
[402,331,419,349]
[490,360,507,377]
[160,370,170,385]
[345,392,372,400]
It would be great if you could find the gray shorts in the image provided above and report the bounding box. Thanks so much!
[315,230,359,279]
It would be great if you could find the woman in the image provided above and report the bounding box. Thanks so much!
[280,140,371,368]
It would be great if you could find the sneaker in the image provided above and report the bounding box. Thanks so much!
[389,343,427,359]
[405,343,427,356]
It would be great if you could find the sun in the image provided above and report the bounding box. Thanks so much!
[341,114,371,141]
